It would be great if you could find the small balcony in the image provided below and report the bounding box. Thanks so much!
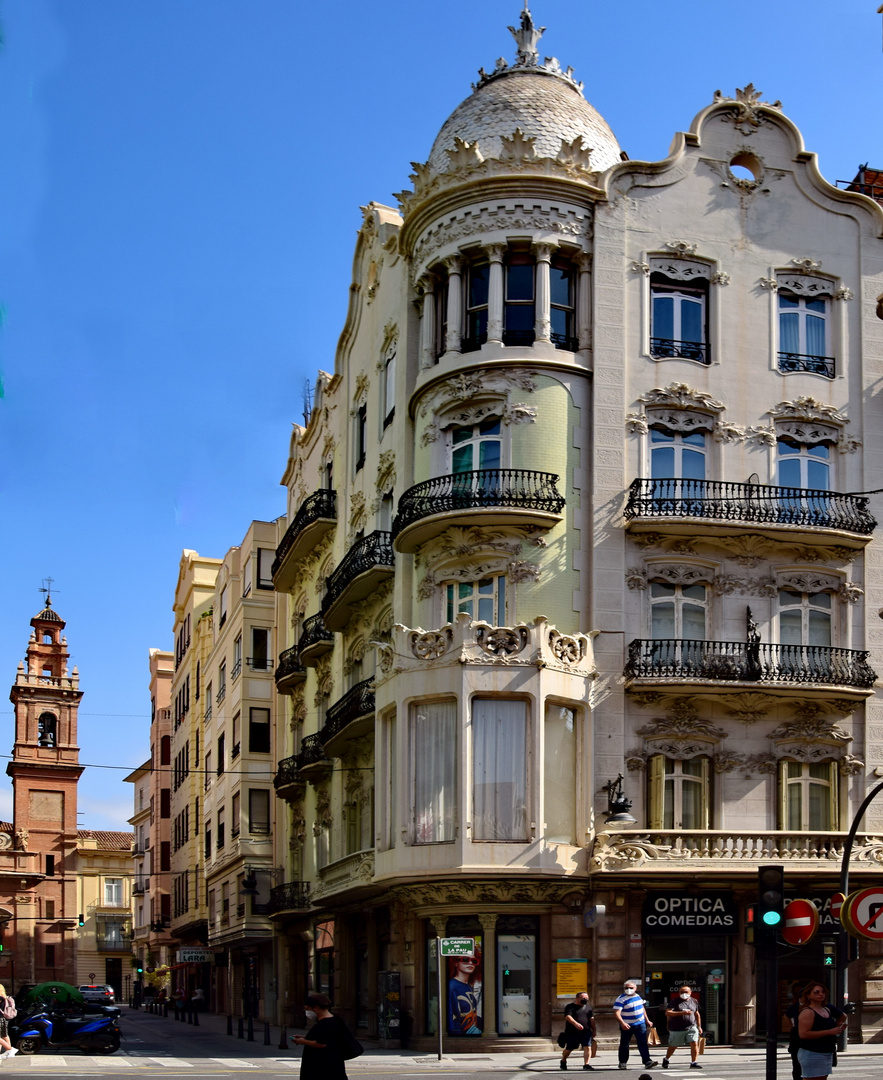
[778,351,835,378]
[650,337,709,364]
[132,881,147,896]
[273,754,304,798]
[298,732,332,781]
[96,937,132,953]
[393,469,565,553]
[275,645,306,693]
[267,881,311,917]
[625,638,876,698]
[320,678,375,756]
[624,478,875,549]
[298,613,334,665]
[272,489,337,592]
[322,531,394,631]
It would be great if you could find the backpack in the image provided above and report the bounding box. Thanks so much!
[2,997,16,1020]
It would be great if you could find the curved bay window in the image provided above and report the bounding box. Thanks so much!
[464,261,489,352]
[649,755,711,831]
[779,760,838,832]
[550,257,576,350]
[504,253,535,346]
[650,271,709,364]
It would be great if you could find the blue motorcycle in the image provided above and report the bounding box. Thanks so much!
[12,1002,121,1055]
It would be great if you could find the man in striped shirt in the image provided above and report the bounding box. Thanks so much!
[613,981,657,1070]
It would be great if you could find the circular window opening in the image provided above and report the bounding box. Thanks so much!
[729,152,762,183]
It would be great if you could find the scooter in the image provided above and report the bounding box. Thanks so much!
[12,1002,121,1055]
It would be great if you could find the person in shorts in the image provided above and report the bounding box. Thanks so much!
[560,990,596,1070]
[662,986,702,1070]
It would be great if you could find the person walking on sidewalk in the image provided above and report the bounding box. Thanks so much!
[290,993,351,1080]
[613,980,657,1070]
[662,986,702,1070]
[560,990,596,1070]
[0,985,17,1058]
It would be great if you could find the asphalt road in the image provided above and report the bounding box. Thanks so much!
[3,1010,883,1079]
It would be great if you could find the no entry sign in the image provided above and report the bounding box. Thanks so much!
[782,899,819,945]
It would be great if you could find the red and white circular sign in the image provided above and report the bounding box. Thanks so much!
[831,892,845,921]
[844,888,883,940]
[782,899,820,946]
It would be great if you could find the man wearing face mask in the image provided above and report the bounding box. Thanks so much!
[662,986,702,1070]
[290,992,354,1079]
[560,991,596,1070]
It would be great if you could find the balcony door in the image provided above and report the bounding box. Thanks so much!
[777,438,831,524]
[778,589,832,679]
[649,582,707,672]
[650,428,706,514]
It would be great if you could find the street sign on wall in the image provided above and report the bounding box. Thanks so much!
[177,948,212,964]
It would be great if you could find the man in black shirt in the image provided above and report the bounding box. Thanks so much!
[561,991,596,1071]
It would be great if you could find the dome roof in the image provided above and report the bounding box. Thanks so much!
[425,5,621,178]
[428,70,622,176]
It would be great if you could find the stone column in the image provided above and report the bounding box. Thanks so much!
[533,243,554,343]
[486,244,506,344]
[418,276,436,369]
[477,913,498,1037]
[444,255,463,355]
[577,252,592,351]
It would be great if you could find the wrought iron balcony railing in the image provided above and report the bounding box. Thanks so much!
[274,754,301,790]
[778,351,835,378]
[624,478,875,535]
[272,489,337,578]
[267,881,311,915]
[650,336,709,364]
[298,613,334,656]
[275,645,305,687]
[625,638,876,689]
[551,332,579,352]
[393,470,565,538]
[503,329,535,346]
[96,938,131,952]
[322,531,394,615]
[321,678,375,745]
[299,732,330,771]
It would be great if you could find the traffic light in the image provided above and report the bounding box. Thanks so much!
[136,963,144,975]
[77,913,85,927]
[745,904,756,945]
[822,939,835,966]
[757,865,785,934]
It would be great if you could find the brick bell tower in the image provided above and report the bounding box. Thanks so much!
[7,591,84,986]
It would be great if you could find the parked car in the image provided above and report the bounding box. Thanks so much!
[78,985,115,1005]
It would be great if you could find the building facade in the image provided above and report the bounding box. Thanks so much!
[267,6,883,1051]
[76,830,135,997]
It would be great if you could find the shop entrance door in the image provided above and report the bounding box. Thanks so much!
[644,962,727,1045]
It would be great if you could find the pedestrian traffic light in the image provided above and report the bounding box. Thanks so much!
[757,865,785,932]
[77,913,85,927]
[822,940,835,966]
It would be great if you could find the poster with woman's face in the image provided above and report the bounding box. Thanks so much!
[447,940,483,1035]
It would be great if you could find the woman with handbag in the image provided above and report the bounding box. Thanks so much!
[290,992,362,1079]
[0,984,17,1058]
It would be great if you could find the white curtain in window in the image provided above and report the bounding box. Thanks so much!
[473,699,528,841]
[413,701,457,843]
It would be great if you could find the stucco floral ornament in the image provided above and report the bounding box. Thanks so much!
[590,832,691,870]
[714,84,782,134]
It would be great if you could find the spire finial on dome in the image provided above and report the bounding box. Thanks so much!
[39,577,56,608]
[508,4,545,67]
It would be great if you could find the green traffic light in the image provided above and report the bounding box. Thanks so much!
[824,957,833,966]
[762,911,782,926]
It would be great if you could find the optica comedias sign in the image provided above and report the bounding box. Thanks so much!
[642,891,738,935]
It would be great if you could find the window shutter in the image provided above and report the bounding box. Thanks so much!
[698,756,710,830]
[648,754,665,829]
[777,760,788,831]
[829,760,841,831]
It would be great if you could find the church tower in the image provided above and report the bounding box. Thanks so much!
[7,594,84,985]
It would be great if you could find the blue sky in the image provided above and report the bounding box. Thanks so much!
[0,0,880,830]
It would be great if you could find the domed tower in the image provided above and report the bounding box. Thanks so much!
[7,592,83,986]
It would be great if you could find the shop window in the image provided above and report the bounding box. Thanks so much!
[463,261,489,352]
[498,916,538,1035]
[445,575,506,626]
[651,276,709,363]
[472,699,528,841]
[550,258,577,351]
[411,700,456,844]
[503,254,535,346]
[544,703,576,844]
[779,760,838,831]
[778,292,833,377]
[648,755,710,830]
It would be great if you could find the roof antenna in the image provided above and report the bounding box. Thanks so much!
[39,577,58,607]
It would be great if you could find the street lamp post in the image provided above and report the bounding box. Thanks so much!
[836,777,883,1047]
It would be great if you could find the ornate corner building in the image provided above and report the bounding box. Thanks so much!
[267,6,883,1050]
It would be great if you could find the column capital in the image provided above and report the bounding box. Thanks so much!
[485,243,507,263]
[416,274,435,295]
[430,916,447,937]
[477,913,498,933]
[532,241,556,263]
[576,252,593,272]
[443,254,464,275]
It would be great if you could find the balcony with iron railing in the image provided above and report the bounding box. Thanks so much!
[393,470,566,553]
[273,754,304,797]
[275,645,306,693]
[272,489,337,592]
[96,936,131,952]
[624,478,875,548]
[298,613,334,665]
[267,881,311,916]
[297,732,331,781]
[625,638,876,697]
[322,531,394,631]
[320,678,375,756]
[777,351,835,378]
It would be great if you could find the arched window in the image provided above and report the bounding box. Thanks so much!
[445,575,506,626]
[778,589,832,647]
[651,428,706,481]
[37,712,57,748]
[450,419,502,474]
[649,581,707,640]
[649,755,710,830]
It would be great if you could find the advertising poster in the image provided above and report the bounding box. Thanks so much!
[447,937,483,1035]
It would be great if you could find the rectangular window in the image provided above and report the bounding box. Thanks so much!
[249,707,271,753]
[412,701,456,844]
[778,292,833,376]
[257,548,274,589]
[217,662,226,702]
[355,403,368,472]
[649,755,710,830]
[45,854,55,876]
[550,259,576,351]
[45,900,55,919]
[446,575,505,625]
[160,788,171,818]
[464,261,489,352]
[217,734,225,775]
[473,699,528,841]
[249,789,270,834]
[231,792,240,838]
[780,760,838,832]
[217,808,225,851]
[251,627,270,671]
[205,683,213,722]
[204,826,212,859]
[503,256,535,345]
[651,281,708,363]
[104,878,123,906]
[544,704,576,844]
[383,344,397,424]
[232,635,242,678]
[45,944,55,966]
[242,553,253,597]
[219,585,228,628]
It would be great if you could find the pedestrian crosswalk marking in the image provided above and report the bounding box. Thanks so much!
[26,1058,66,1065]
[88,1057,131,1066]
[209,1060,257,1067]
[147,1057,193,1067]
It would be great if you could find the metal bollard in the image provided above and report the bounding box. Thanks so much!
[263,1021,271,1046]
[237,1017,244,1039]
[227,1015,233,1036]
[247,1017,254,1042]
[278,1026,288,1050]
